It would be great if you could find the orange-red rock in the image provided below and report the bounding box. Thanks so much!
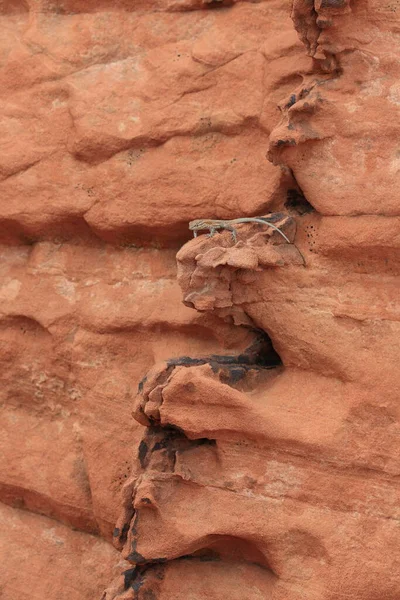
[0,0,301,244]
[0,502,129,600]
[0,242,253,540]
[115,211,400,598]
[1,0,400,599]
[269,1,400,216]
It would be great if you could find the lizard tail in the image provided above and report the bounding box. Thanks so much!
[257,220,291,243]
[267,223,291,243]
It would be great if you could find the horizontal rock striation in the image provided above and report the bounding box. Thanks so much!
[1,0,400,599]
[108,207,400,598]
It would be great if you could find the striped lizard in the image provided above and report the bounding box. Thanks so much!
[188,216,291,244]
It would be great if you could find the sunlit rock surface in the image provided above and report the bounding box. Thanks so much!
[1,0,399,599]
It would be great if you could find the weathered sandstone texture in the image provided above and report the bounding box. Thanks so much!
[1,0,400,599]
[0,502,130,600]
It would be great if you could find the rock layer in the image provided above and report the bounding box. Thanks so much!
[110,208,400,599]
[269,0,400,216]
[0,502,130,600]
[1,0,400,599]
[0,0,303,244]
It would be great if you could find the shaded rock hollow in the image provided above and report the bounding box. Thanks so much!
[1,1,400,599]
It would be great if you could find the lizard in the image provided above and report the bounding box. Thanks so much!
[188,216,291,244]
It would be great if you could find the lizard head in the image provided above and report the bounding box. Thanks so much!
[189,219,208,231]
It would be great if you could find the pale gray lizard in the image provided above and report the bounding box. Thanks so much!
[188,217,291,243]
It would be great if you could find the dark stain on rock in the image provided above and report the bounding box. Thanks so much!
[132,578,143,594]
[161,423,186,436]
[260,212,286,223]
[138,375,147,394]
[276,138,296,148]
[125,564,163,600]
[225,367,247,384]
[203,0,233,8]
[181,549,221,562]
[183,381,196,393]
[286,94,297,108]
[317,17,333,28]
[120,522,131,544]
[138,440,148,469]
[131,516,138,536]
[167,356,207,368]
[147,558,168,565]
[159,330,282,395]
[127,549,147,564]
[123,567,139,590]
[298,86,311,99]
[320,0,347,7]
[196,437,216,447]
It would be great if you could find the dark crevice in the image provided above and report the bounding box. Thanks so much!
[138,440,149,469]
[134,329,283,432]
[117,336,283,591]
[170,329,280,381]
[115,427,219,551]
[180,550,221,562]
[113,521,131,546]
[122,539,276,599]
[202,0,234,8]
[188,535,276,572]
[123,278,284,592]
[137,425,217,472]
[285,169,317,216]
[122,561,165,600]
[123,567,139,590]
[138,329,281,395]
[285,188,315,215]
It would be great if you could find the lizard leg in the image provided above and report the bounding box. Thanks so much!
[207,228,217,238]
[223,224,237,243]
[193,231,198,238]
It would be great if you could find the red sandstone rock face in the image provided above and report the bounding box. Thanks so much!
[0,243,254,537]
[113,214,400,599]
[1,0,400,599]
[0,502,130,599]
[269,0,400,216]
[0,0,303,244]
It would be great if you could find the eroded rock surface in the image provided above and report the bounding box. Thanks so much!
[110,209,400,599]
[0,242,255,538]
[0,502,130,600]
[269,0,400,216]
[0,0,302,244]
[1,0,400,599]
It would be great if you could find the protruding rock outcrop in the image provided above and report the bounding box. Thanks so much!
[177,212,302,324]
[270,1,400,216]
[106,202,400,598]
